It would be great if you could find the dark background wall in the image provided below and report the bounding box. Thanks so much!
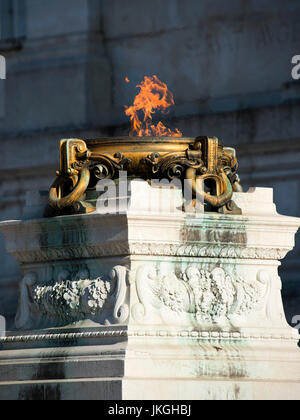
[0,0,300,329]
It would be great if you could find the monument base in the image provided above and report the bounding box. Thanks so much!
[0,185,300,400]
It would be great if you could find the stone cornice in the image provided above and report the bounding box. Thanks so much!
[11,242,289,264]
[1,207,298,264]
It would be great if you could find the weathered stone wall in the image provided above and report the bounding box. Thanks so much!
[1,0,300,328]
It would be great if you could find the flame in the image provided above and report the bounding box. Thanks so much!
[125,77,130,83]
[125,75,182,137]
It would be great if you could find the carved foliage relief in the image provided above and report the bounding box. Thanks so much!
[133,265,272,325]
[16,266,129,330]
[16,263,275,330]
[34,278,112,319]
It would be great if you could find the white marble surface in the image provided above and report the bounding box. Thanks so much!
[0,185,300,400]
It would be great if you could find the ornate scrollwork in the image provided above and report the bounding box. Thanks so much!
[141,151,203,180]
[91,153,132,180]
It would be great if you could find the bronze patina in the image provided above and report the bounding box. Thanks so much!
[47,136,243,216]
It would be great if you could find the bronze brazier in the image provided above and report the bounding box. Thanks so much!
[47,136,243,216]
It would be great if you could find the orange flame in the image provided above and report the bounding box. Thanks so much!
[125,75,182,137]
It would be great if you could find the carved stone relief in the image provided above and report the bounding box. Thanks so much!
[15,262,278,331]
[12,243,288,265]
[15,266,129,330]
[133,265,272,326]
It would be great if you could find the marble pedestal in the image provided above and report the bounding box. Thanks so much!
[0,184,300,400]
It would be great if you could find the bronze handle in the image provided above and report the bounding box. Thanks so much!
[48,168,90,210]
[203,171,233,208]
[186,168,233,209]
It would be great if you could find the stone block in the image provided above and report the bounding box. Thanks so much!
[0,185,299,399]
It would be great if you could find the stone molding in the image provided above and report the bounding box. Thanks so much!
[0,329,297,345]
[11,243,288,264]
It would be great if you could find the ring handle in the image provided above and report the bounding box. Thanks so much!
[48,168,90,210]
[186,168,233,209]
[203,171,233,208]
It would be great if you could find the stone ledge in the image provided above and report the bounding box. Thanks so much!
[10,244,290,264]
[0,328,298,346]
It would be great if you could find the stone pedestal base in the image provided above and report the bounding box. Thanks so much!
[0,185,300,400]
[0,325,300,400]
